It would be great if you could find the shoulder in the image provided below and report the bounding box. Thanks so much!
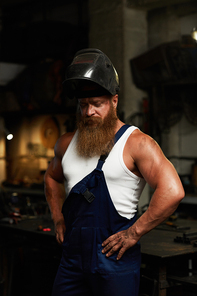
[54,131,76,159]
[123,129,161,176]
[127,129,160,155]
[125,129,167,172]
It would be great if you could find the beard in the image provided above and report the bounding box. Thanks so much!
[76,103,118,158]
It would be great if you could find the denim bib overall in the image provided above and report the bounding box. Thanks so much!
[52,125,141,296]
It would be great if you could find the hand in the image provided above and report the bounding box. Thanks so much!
[102,228,138,260]
[54,219,66,245]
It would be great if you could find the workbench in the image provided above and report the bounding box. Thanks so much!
[140,219,197,296]
[0,216,60,296]
[1,217,197,296]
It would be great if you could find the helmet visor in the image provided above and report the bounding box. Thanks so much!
[72,53,99,66]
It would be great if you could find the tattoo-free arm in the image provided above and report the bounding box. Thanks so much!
[44,158,66,244]
[102,132,185,259]
[44,135,72,244]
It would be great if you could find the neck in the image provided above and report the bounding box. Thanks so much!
[114,119,125,133]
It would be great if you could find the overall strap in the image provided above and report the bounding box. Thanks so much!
[80,124,131,203]
[114,124,131,144]
[97,124,130,170]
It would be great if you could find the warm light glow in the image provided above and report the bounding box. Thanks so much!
[191,27,197,41]
[7,133,13,140]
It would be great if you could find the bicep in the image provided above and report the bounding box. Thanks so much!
[134,135,183,196]
[45,131,75,184]
[45,156,64,184]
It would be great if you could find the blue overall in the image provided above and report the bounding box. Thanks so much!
[52,125,141,296]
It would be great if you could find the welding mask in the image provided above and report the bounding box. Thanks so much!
[63,48,120,99]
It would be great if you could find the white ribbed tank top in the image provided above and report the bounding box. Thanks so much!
[62,126,146,219]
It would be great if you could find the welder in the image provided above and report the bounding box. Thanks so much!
[44,48,185,296]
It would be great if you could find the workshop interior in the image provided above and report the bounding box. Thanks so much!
[1,0,197,295]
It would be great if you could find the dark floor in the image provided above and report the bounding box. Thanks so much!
[139,276,197,296]
[0,246,60,296]
[1,246,197,296]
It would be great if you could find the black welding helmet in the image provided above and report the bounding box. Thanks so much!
[64,48,120,99]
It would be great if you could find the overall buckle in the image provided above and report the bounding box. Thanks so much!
[82,189,95,203]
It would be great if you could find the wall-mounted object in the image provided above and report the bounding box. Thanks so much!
[40,117,60,149]
[191,27,197,41]
[130,41,197,89]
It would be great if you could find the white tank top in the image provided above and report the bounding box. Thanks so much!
[62,126,146,219]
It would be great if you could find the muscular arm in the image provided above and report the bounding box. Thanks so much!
[44,133,74,244]
[44,157,66,244]
[102,131,185,259]
[131,132,185,236]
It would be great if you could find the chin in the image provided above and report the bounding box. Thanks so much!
[87,123,99,129]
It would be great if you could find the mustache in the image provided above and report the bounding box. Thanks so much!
[81,117,102,125]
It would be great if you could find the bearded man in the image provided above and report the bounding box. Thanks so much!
[44,48,184,296]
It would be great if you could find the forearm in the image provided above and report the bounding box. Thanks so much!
[44,176,66,224]
[102,187,184,260]
[44,175,67,244]
[129,188,184,241]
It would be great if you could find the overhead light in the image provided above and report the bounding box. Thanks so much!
[7,133,13,140]
[0,63,26,86]
[191,27,197,41]
[4,128,13,140]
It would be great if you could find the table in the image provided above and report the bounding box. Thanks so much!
[140,219,197,296]
[1,217,197,296]
[0,216,60,296]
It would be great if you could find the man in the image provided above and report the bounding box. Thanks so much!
[44,48,185,296]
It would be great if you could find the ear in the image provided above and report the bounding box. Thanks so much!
[112,94,118,109]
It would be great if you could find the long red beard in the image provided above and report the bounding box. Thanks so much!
[76,104,118,157]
